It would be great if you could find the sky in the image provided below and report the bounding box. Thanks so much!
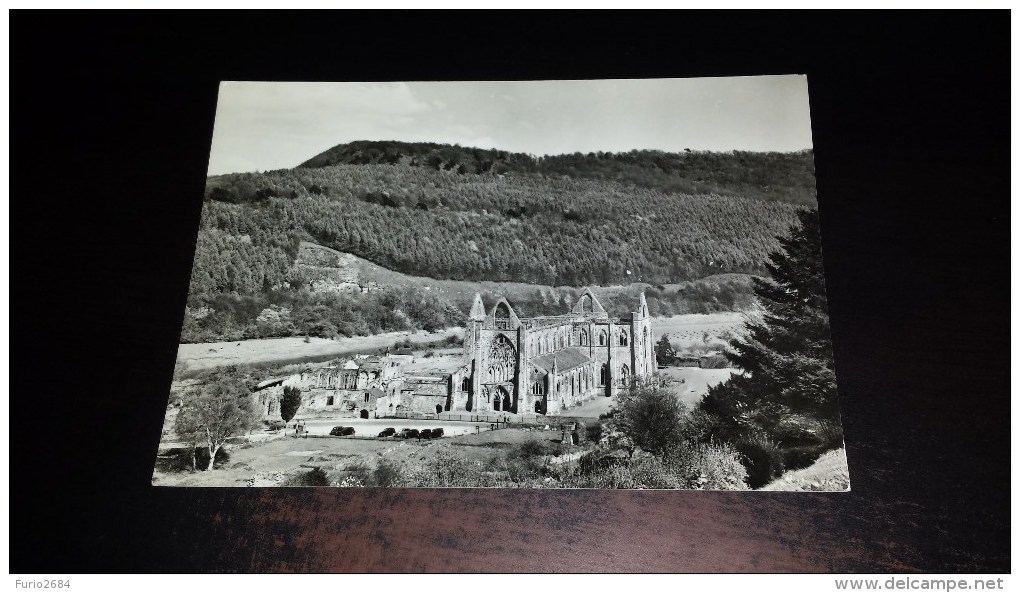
[206,76,814,176]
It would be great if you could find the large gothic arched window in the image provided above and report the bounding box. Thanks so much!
[486,334,516,383]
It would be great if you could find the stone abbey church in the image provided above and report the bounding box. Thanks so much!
[254,289,654,420]
[454,289,655,415]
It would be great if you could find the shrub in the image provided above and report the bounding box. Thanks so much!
[735,433,785,488]
[405,446,486,487]
[566,463,640,489]
[577,450,629,476]
[264,419,286,431]
[282,467,329,487]
[373,459,404,487]
[684,408,723,443]
[514,439,554,458]
[666,441,749,490]
[628,455,683,489]
[614,378,690,456]
[698,354,730,369]
[501,456,545,485]
[781,444,826,471]
[816,419,845,449]
[341,461,373,486]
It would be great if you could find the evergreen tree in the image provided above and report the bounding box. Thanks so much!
[700,208,838,439]
[654,334,674,366]
[280,386,302,426]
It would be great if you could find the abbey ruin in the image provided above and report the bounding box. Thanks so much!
[254,289,654,420]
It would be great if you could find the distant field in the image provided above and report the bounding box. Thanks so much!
[651,312,745,349]
[176,328,463,373]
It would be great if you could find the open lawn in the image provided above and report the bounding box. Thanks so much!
[151,425,568,487]
[658,367,742,407]
[152,435,403,487]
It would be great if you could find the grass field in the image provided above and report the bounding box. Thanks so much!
[151,426,567,487]
[175,328,464,373]
[651,312,745,350]
[659,367,741,407]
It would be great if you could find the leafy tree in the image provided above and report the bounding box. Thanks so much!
[700,208,838,440]
[177,372,260,470]
[654,334,674,366]
[612,377,691,459]
[173,396,203,472]
[280,386,302,425]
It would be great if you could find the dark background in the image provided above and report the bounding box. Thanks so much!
[12,11,1009,572]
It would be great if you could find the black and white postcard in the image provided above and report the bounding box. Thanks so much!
[154,77,847,490]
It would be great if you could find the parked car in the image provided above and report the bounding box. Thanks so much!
[430,428,444,438]
[330,426,355,436]
[398,428,420,439]
[377,427,396,437]
[419,429,433,439]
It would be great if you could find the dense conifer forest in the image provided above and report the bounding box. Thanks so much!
[182,142,816,342]
[300,140,817,205]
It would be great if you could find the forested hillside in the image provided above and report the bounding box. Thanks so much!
[299,140,817,205]
[182,142,816,343]
[198,164,803,291]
